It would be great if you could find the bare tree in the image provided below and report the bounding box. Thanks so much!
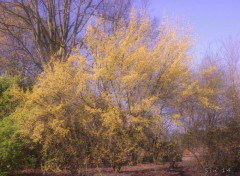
[0,0,132,74]
[181,38,240,170]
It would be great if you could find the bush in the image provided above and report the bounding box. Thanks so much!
[0,74,36,175]
[159,141,182,167]
[0,116,37,175]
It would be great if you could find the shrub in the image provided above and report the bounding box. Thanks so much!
[0,116,37,175]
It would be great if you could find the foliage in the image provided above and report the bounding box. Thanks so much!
[0,116,37,175]
[151,139,182,167]
[0,74,33,118]
[0,74,36,175]
[0,74,22,119]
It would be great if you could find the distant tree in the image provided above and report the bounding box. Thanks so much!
[181,39,240,171]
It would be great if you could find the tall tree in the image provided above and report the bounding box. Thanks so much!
[0,0,132,74]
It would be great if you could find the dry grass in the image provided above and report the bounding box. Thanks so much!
[14,162,239,176]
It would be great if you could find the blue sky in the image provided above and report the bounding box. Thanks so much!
[145,0,240,59]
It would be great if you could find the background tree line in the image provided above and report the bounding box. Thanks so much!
[0,0,240,175]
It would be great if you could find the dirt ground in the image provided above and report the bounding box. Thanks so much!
[14,162,240,176]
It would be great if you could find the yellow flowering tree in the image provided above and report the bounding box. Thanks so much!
[14,10,193,172]
[83,11,193,167]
